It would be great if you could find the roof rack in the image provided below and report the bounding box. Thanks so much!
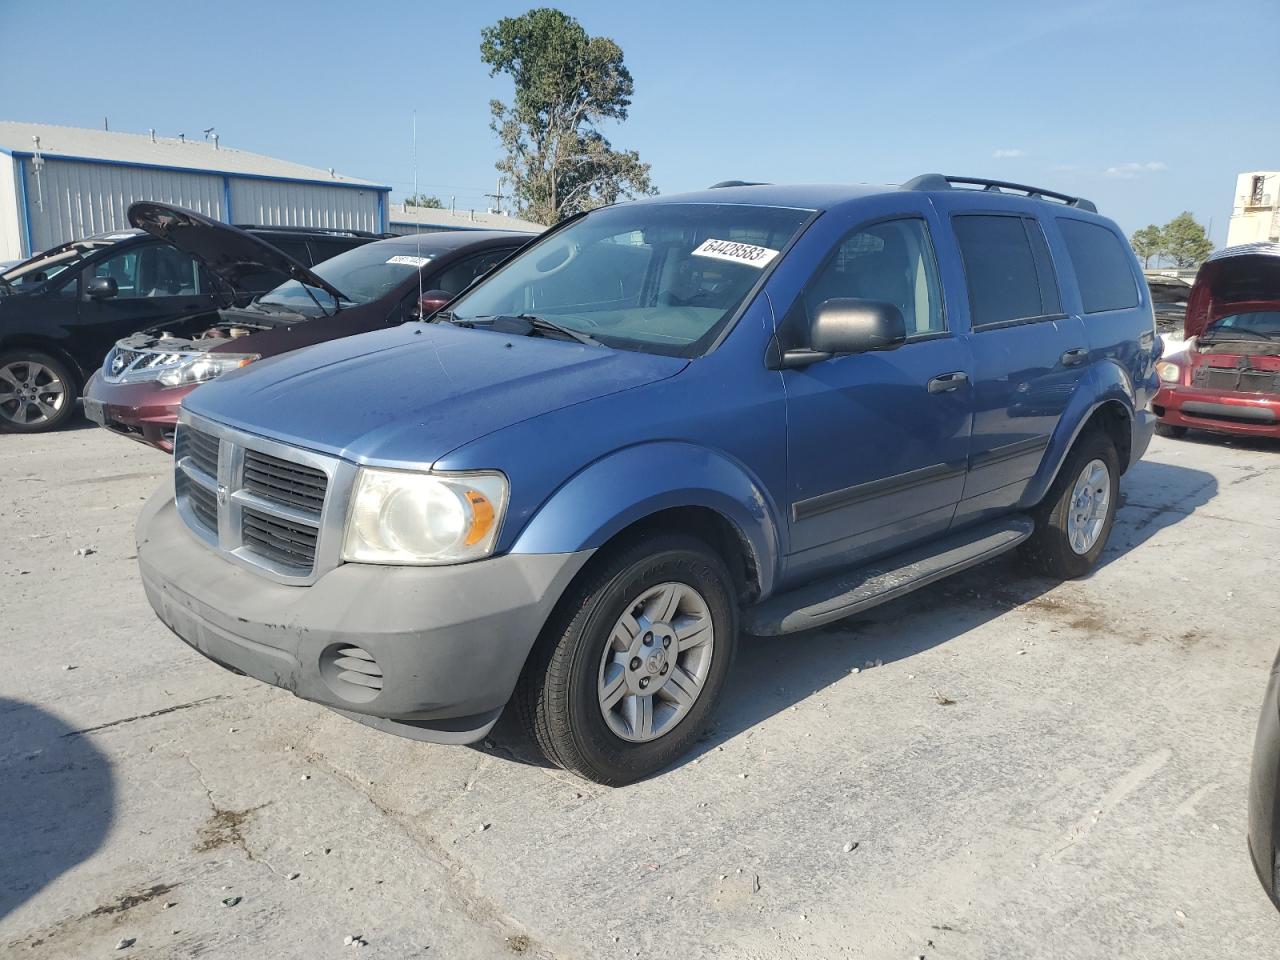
[233,224,393,239]
[707,180,770,189]
[903,174,1097,213]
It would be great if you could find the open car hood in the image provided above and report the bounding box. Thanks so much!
[127,201,349,303]
[1185,242,1280,339]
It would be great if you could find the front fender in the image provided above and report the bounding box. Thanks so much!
[509,441,783,598]
[1019,362,1136,508]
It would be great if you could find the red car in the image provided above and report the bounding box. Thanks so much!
[1152,242,1280,439]
[83,202,531,451]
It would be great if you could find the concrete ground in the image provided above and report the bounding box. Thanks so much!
[1,420,1277,959]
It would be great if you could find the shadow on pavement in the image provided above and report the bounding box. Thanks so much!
[0,698,115,922]
[483,459,1218,777]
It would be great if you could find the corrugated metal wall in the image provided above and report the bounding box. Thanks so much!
[0,154,21,261]
[24,158,225,252]
[9,158,384,256]
[228,180,380,232]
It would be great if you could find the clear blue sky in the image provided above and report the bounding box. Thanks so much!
[4,0,1274,245]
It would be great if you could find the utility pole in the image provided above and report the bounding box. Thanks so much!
[484,177,507,215]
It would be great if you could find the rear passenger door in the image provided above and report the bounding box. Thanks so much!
[947,212,1089,526]
[781,213,974,580]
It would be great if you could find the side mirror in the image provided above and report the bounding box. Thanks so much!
[86,276,118,300]
[776,298,906,368]
[414,289,453,319]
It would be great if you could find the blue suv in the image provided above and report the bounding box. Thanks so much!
[136,175,1159,784]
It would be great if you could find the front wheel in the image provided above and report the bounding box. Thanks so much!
[515,532,738,785]
[0,350,79,433]
[1020,430,1120,579]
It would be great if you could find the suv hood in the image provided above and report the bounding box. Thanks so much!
[128,201,348,303]
[183,323,687,465]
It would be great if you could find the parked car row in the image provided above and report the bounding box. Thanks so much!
[0,220,387,432]
[82,203,528,450]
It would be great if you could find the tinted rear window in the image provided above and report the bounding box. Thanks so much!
[1058,219,1139,313]
[953,215,1054,327]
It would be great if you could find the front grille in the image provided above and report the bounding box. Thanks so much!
[172,416,350,584]
[1194,366,1280,395]
[241,507,318,570]
[178,473,218,534]
[243,450,327,514]
[176,425,220,479]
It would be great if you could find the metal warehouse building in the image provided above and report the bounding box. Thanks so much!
[386,201,543,236]
[0,121,391,260]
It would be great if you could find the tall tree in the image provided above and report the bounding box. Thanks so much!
[403,193,444,209]
[481,8,655,225]
[1162,212,1214,268]
[1130,224,1164,268]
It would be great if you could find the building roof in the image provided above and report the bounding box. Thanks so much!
[0,121,388,189]
[388,202,543,233]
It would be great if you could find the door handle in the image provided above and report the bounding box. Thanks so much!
[928,371,969,394]
[1061,347,1089,366]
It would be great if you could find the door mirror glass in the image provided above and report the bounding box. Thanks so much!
[85,276,118,300]
[415,289,453,318]
[811,298,906,354]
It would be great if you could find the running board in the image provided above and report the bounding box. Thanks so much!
[743,515,1035,636]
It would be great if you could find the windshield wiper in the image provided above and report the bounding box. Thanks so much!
[1202,327,1275,341]
[444,314,601,346]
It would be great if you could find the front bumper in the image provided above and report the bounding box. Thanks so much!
[1153,384,1280,438]
[137,485,593,743]
[1250,649,1280,910]
[83,370,195,452]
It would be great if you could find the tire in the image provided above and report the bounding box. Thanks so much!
[1155,423,1188,439]
[514,532,738,785]
[0,350,79,433]
[1019,429,1120,580]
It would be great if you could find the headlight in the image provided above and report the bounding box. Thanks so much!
[1155,360,1182,384]
[342,468,508,565]
[157,353,258,387]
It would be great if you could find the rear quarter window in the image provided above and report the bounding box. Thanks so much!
[1057,219,1139,313]
[953,214,1060,328]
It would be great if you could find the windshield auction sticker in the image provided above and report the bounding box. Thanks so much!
[691,238,780,268]
[386,255,433,267]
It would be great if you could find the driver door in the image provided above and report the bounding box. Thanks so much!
[781,214,974,582]
[74,242,213,361]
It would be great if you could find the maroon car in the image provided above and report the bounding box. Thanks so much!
[83,202,531,451]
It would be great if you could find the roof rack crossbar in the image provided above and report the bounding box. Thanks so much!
[903,174,1097,213]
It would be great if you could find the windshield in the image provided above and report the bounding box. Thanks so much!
[256,242,433,314]
[446,202,813,357]
[1205,310,1280,339]
[0,241,114,293]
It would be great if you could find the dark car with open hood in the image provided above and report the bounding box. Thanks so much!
[0,219,383,433]
[1152,243,1280,439]
[83,202,532,451]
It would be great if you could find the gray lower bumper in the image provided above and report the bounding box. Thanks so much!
[137,487,592,744]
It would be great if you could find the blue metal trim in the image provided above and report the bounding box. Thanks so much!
[5,150,394,193]
[377,191,387,233]
[14,156,33,257]
[222,175,233,222]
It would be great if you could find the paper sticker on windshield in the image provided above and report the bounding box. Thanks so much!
[386,255,432,267]
[692,238,780,268]
[104,232,136,240]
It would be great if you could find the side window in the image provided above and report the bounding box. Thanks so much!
[136,244,201,297]
[433,249,515,296]
[307,239,354,265]
[87,248,141,299]
[953,214,1059,328]
[805,217,944,336]
[1057,219,1139,314]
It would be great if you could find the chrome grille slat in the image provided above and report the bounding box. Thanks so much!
[172,415,353,585]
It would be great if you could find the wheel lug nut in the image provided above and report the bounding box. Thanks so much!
[662,636,671,649]
[642,632,653,646]
[630,657,641,671]
[660,664,668,675]
[639,677,649,689]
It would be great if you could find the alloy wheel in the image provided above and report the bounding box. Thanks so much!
[0,361,67,426]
